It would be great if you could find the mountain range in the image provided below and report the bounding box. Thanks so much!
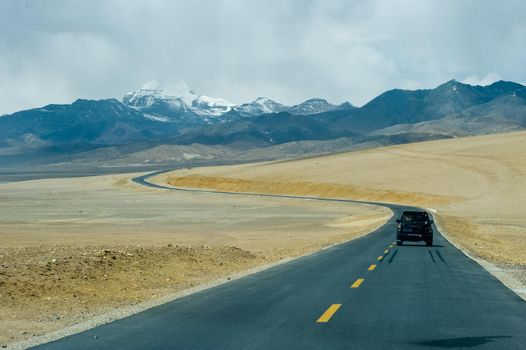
[1,79,525,168]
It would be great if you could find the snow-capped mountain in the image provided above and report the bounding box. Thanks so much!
[288,98,339,115]
[232,97,352,117]
[123,80,352,122]
[123,80,235,123]
[1,79,525,165]
[231,97,288,117]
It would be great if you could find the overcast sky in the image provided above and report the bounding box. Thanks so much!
[1,0,525,114]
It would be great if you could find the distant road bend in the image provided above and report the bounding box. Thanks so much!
[34,169,526,349]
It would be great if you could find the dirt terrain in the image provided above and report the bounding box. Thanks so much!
[3,130,525,347]
[0,174,390,346]
[160,131,526,276]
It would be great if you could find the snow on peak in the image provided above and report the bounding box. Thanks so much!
[194,95,235,108]
[123,82,347,120]
[124,79,197,106]
[123,79,235,117]
[288,98,338,115]
[233,97,287,116]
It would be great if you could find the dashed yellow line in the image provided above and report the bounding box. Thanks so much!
[368,264,377,271]
[384,249,389,254]
[316,304,341,323]
[351,278,364,288]
[377,255,384,261]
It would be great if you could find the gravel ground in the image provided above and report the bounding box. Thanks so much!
[0,174,390,347]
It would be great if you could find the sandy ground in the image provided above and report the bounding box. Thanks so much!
[0,174,390,346]
[160,131,526,286]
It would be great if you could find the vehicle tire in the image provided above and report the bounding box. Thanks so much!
[426,240,433,247]
[396,240,402,246]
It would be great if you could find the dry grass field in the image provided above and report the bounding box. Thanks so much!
[0,174,390,345]
[2,130,525,346]
[161,131,526,268]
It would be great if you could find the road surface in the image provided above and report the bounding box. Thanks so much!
[32,170,526,349]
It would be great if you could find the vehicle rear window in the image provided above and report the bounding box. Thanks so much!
[401,211,429,222]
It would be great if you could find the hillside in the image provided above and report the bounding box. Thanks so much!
[159,131,526,269]
[1,80,525,168]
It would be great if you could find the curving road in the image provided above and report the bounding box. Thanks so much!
[32,170,526,349]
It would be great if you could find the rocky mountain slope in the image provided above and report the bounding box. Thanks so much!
[1,79,525,167]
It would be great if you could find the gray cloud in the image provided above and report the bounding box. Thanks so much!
[1,0,525,114]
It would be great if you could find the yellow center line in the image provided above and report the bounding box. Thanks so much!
[316,304,342,323]
[351,278,364,288]
[389,245,394,248]
[384,249,389,254]
[368,264,376,271]
[377,255,384,260]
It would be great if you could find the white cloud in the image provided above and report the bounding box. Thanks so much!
[0,0,525,114]
[462,73,502,87]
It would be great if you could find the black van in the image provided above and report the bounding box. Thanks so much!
[396,211,433,246]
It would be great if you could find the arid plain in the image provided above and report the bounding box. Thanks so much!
[0,172,390,345]
[2,130,525,347]
[160,131,526,280]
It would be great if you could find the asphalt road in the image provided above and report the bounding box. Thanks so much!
[32,170,526,349]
